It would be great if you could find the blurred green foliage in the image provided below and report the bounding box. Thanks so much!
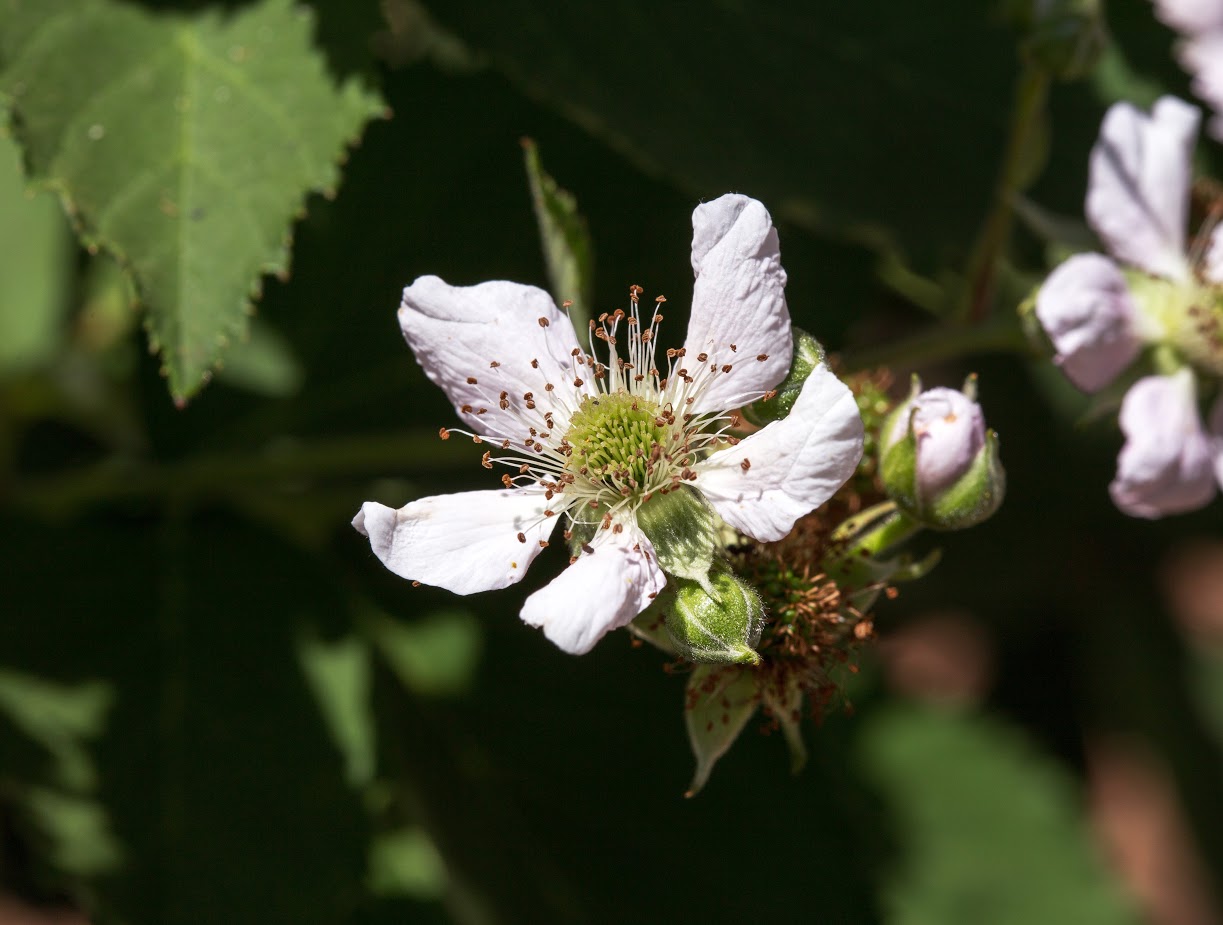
[0,0,1221,923]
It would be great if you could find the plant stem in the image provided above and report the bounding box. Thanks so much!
[963,63,1051,323]
[9,430,469,514]
[842,312,1028,373]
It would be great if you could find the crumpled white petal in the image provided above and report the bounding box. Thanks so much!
[519,525,666,655]
[353,490,557,594]
[1109,371,1216,518]
[1210,394,1223,489]
[1206,223,1223,285]
[683,194,792,413]
[1184,33,1223,142]
[908,387,986,502]
[1087,97,1199,282]
[1035,252,1143,392]
[696,364,864,542]
[1153,0,1223,34]
[399,276,584,439]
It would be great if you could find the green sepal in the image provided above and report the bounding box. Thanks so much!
[663,564,764,665]
[684,664,760,797]
[927,429,1006,529]
[636,487,718,585]
[626,588,680,657]
[741,328,825,426]
[879,427,919,515]
[760,672,807,774]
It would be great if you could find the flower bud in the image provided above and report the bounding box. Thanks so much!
[741,328,824,426]
[880,377,1005,530]
[664,563,764,664]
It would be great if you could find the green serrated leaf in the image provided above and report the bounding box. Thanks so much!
[683,664,760,797]
[521,137,594,329]
[0,0,384,401]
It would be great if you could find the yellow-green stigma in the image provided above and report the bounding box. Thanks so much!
[564,392,674,493]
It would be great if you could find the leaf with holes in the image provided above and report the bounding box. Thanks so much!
[0,0,384,402]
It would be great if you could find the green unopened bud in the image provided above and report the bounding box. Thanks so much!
[880,376,1006,530]
[664,563,764,664]
[741,328,825,426]
[636,486,717,583]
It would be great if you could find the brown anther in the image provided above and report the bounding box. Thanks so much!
[655,295,666,303]
[500,438,510,449]
[472,435,483,444]
[569,555,579,565]
[500,399,509,410]
[740,458,751,472]
[545,383,555,391]
[641,330,652,342]
[489,360,501,368]
[534,442,543,451]
[538,317,550,328]
[582,544,595,555]
[666,348,678,358]
[574,377,584,387]
[519,463,531,473]
[721,364,733,373]
[476,408,487,415]
[756,354,769,361]
[763,389,778,400]
[563,529,573,540]
[653,314,664,324]
[601,513,612,530]
[531,358,540,368]
[439,427,451,440]
[412,581,421,587]
[613,523,624,533]
[539,539,550,548]
[501,474,513,487]
[461,404,474,413]
[562,299,573,308]
[481,451,493,469]
[730,343,737,351]
[677,368,688,377]
[727,436,741,445]
[525,400,536,410]
[517,532,527,543]
[466,376,478,384]
[696,352,708,362]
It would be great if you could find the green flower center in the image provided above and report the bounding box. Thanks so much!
[564,392,672,489]
[1129,273,1223,375]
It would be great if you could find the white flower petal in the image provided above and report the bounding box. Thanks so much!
[519,526,666,655]
[399,276,583,439]
[909,387,986,502]
[1109,371,1216,518]
[1087,96,1199,281]
[1206,223,1223,285]
[682,194,792,412]
[696,364,864,542]
[1210,393,1223,489]
[1035,252,1143,392]
[1184,34,1223,143]
[1153,0,1223,34]
[352,490,557,594]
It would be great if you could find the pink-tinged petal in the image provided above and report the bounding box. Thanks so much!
[1110,371,1216,518]
[1035,253,1142,392]
[352,490,557,594]
[1210,393,1223,488]
[399,276,584,440]
[1087,97,1198,281]
[908,387,986,502]
[519,526,666,655]
[1153,0,1223,33]
[682,195,792,412]
[1206,223,1223,285]
[1183,34,1223,142]
[696,364,864,541]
